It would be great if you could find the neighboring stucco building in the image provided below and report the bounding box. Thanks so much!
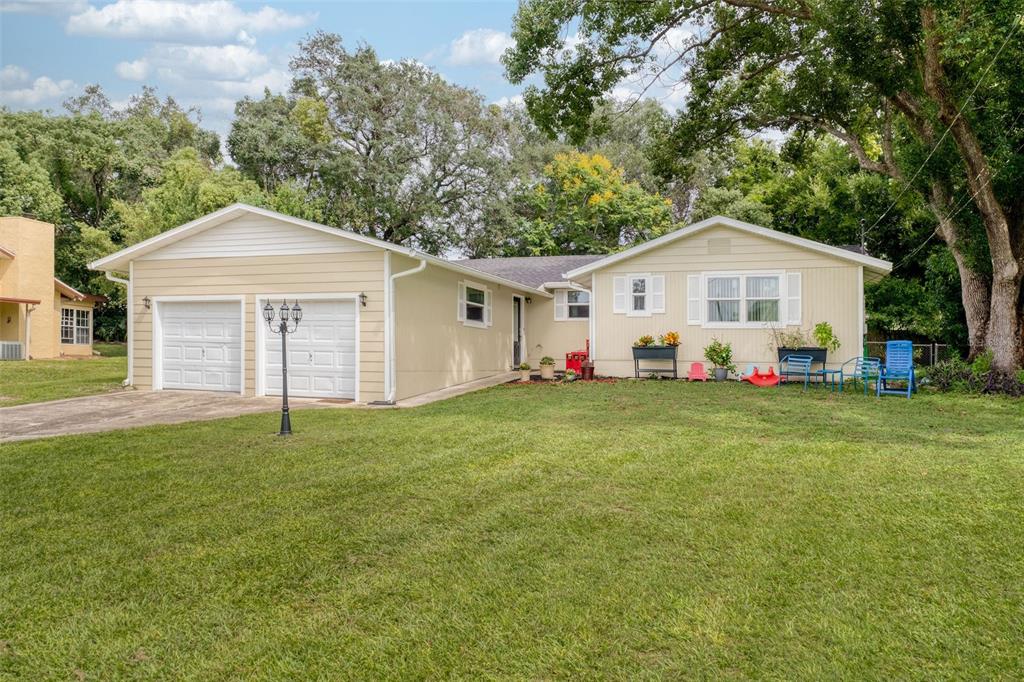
[89,205,890,402]
[0,216,98,360]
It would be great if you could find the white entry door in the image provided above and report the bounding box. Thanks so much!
[264,299,356,399]
[159,301,242,392]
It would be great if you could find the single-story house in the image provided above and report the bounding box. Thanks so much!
[89,204,891,402]
[1,216,100,360]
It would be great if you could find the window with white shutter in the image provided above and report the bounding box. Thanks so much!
[612,276,627,314]
[786,272,802,325]
[686,275,701,325]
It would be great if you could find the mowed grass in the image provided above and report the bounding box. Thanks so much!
[2,382,1023,679]
[0,356,127,406]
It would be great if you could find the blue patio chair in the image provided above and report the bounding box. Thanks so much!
[778,354,813,390]
[839,356,881,395]
[878,341,915,399]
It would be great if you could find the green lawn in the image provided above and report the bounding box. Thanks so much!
[0,356,127,406]
[2,382,1022,679]
[94,342,128,357]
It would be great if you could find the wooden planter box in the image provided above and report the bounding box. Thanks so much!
[632,345,678,378]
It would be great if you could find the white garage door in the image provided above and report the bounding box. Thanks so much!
[264,299,356,399]
[159,301,242,392]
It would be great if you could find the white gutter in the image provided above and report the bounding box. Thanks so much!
[384,255,428,404]
[105,270,132,386]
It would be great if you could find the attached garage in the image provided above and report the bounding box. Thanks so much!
[260,297,358,400]
[156,299,243,393]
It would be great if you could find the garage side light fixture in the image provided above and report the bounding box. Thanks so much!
[359,292,367,307]
[142,296,151,309]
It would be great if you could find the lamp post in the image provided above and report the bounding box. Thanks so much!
[263,299,303,436]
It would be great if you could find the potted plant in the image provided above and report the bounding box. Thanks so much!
[704,338,736,381]
[539,356,556,380]
[770,322,840,365]
[563,368,578,382]
[518,361,532,382]
[663,330,681,347]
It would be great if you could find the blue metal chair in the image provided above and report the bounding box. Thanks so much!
[840,356,881,395]
[778,354,813,390]
[877,341,915,399]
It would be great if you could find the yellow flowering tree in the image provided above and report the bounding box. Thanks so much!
[509,151,675,255]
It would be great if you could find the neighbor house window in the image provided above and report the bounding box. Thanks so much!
[555,289,590,320]
[458,281,491,328]
[702,273,782,327]
[61,308,90,344]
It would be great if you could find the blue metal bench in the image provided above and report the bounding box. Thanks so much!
[840,356,882,395]
[778,354,813,390]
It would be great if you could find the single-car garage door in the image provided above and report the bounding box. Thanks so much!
[159,301,242,392]
[264,299,356,399]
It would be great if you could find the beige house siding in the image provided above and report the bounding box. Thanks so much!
[524,294,589,370]
[393,253,521,400]
[590,225,863,376]
[131,250,386,401]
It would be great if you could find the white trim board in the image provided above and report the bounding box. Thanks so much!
[563,216,893,279]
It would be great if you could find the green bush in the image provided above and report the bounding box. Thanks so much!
[703,339,736,372]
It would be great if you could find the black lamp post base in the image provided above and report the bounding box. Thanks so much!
[278,411,292,436]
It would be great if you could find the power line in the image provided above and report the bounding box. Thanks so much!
[862,12,1022,238]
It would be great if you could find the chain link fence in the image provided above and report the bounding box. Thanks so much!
[865,341,953,366]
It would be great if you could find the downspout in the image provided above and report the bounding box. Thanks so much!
[380,254,427,404]
[24,303,35,360]
[105,270,132,386]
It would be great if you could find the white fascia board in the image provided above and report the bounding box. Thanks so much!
[562,216,893,279]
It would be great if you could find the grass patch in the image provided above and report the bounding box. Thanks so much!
[94,342,127,357]
[0,356,126,406]
[1,381,1022,678]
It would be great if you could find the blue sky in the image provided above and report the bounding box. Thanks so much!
[0,0,536,142]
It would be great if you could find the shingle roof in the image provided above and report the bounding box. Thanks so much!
[457,255,606,289]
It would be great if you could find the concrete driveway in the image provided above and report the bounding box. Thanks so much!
[0,390,336,442]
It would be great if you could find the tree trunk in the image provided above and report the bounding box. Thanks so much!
[929,184,991,358]
[922,7,1023,371]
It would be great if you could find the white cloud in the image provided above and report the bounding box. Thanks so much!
[0,74,77,106]
[147,44,270,81]
[493,94,524,108]
[66,0,313,44]
[207,67,290,97]
[447,28,513,66]
[0,0,87,15]
[1,65,31,88]
[115,59,150,81]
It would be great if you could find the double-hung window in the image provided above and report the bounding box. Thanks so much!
[702,272,783,327]
[61,308,91,344]
[612,274,665,316]
[458,281,491,328]
[554,289,590,320]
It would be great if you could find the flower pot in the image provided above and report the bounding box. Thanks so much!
[519,369,531,382]
[714,367,729,381]
[540,364,555,380]
[581,362,594,381]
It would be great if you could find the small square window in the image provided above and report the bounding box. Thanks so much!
[567,290,589,319]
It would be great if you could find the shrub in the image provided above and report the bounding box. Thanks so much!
[812,322,841,352]
[924,353,1024,397]
[703,338,736,372]
[539,356,555,366]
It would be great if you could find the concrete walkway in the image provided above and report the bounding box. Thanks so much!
[1,373,516,442]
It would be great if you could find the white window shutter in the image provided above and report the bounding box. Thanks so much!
[651,275,665,313]
[457,282,466,321]
[613,276,627,314]
[484,288,492,327]
[556,290,569,320]
[687,275,701,325]
[786,272,802,325]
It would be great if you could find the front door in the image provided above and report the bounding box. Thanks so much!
[512,296,523,366]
